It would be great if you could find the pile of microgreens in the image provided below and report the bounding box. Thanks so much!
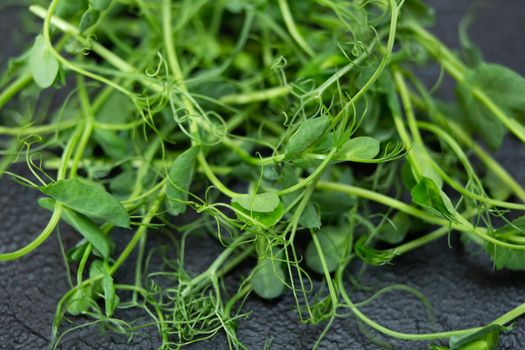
[1,0,525,348]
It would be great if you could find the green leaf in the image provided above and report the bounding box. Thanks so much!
[89,259,105,279]
[166,147,199,215]
[66,288,92,316]
[411,177,456,221]
[67,241,89,262]
[251,258,286,299]
[90,0,111,11]
[458,15,482,67]
[93,130,129,160]
[377,212,411,245]
[232,192,280,213]
[279,166,321,229]
[355,235,396,266]
[38,198,112,258]
[411,143,443,188]
[402,0,435,26]
[109,167,135,198]
[338,136,380,161]
[103,264,119,317]
[299,202,321,229]
[458,63,525,148]
[486,216,525,270]
[487,243,525,271]
[312,191,356,222]
[284,116,331,158]
[79,8,101,33]
[29,35,59,89]
[484,170,511,201]
[449,324,507,350]
[306,226,348,274]
[232,201,284,227]
[401,160,417,192]
[97,92,135,123]
[56,0,87,19]
[41,177,130,228]
[89,259,105,295]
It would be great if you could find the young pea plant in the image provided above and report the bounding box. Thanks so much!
[2,0,525,349]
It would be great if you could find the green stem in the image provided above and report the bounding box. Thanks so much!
[70,77,94,177]
[76,244,92,285]
[310,230,339,310]
[417,121,525,210]
[338,0,399,117]
[162,0,200,141]
[316,181,525,251]
[41,1,133,96]
[220,86,291,105]
[395,70,525,210]
[278,148,337,195]
[392,209,477,256]
[182,234,254,297]
[336,266,481,340]
[0,73,33,109]
[110,191,165,274]
[409,22,525,143]
[408,76,525,202]
[0,119,78,136]
[0,117,84,261]
[132,232,147,303]
[277,0,314,57]
[197,152,241,198]
[0,205,63,261]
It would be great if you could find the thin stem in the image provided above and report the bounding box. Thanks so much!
[110,191,165,274]
[220,86,291,105]
[408,75,525,202]
[316,181,525,251]
[310,230,339,309]
[70,76,94,177]
[336,266,482,340]
[277,0,314,57]
[409,22,525,143]
[197,152,241,198]
[0,205,63,261]
[417,121,525,210]
[0,73,33,109]
[42,1,133,96]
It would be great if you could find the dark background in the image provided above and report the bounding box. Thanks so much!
[1,1,525,349]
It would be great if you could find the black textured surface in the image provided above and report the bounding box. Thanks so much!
[1,1,525,349]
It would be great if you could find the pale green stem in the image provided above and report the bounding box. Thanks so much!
[277,0,314,56]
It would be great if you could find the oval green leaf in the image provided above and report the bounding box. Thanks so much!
[66,288,92,316]
[284,116,331,158]
[103,265,119,317]
[305,226,347,274]
[41,177,130,228]
[166,147,199,216]
[38,197,112,258]
[79,8,101,33]
[232,201,284,227]
[29,35,59,89]
[232,192,280,213]
[251,259,286,299]
[411,177,456,221]
[90,0,111,11]
[340,136,380,161]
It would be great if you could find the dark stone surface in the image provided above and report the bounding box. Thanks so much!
[1,1,525,349]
